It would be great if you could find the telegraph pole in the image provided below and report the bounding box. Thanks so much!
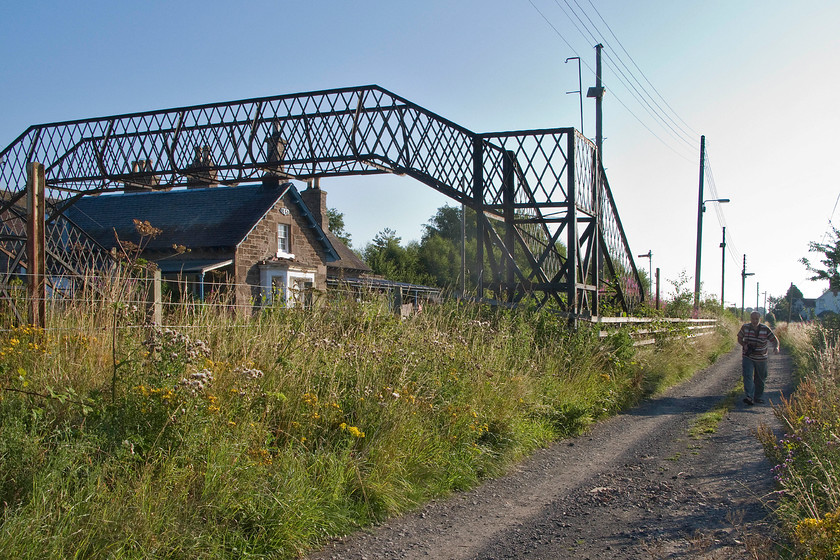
[720,227,726,308]
[693,136,706,314]
[586,43,606,293]
[741,255,754,320]
[587,44,605,161]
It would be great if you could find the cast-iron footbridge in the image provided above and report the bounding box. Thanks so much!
[0,85,643,320]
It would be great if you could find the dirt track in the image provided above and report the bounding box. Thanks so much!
[308,347,794,559]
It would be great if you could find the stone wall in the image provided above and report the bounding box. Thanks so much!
[235,196,327,311]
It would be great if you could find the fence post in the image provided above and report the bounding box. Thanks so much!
[26,162,46,328]
[147,269,162,324]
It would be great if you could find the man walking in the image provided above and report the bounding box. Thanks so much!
[737,311,780,405]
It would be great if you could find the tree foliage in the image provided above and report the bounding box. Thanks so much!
[770,284,806,322]
[362,204,568,295]
[801,226,840,292]
[362,228,431,285]
[327,208,352,247]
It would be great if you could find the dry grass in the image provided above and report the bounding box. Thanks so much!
[0,279,734,559]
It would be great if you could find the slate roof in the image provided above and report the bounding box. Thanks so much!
[65,183,294,251]
[63,182,370,274]
[325,231,371,273]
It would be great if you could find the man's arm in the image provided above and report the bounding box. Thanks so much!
[768,328,781,353]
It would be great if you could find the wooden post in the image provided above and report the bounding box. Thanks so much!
[655,267,661,310]
[26,162,46,327]
[148,269,162,324]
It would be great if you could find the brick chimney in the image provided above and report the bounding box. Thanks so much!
[300,178,328,231]
[185,145,218,189]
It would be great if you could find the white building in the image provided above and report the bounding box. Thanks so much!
[816,290,840,316]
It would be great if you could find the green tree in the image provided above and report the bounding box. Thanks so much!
[362,228,429,284]
[771,284,805,322]
[418,205,473,288]
[327,208,352,247]
[802,226,840,292]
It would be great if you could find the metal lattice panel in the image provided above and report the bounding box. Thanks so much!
[0,85,642,318]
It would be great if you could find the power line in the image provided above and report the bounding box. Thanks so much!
[584,0,701,140]
[529,0,695,163]
[554,0,698,154]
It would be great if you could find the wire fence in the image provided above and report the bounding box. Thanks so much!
[3,271,714,345]
[0,269,445,333]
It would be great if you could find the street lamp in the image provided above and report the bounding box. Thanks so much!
[637,250,652,301]
[693,195,730,313]
[565,57,584,137]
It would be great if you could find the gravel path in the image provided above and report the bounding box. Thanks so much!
[308,347,794,559]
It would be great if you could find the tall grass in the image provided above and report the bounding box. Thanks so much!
[759,322,840,558]
[0,280,732,559]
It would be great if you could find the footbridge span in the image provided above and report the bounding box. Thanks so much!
[0,85,643,319]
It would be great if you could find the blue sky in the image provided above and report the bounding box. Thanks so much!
[2,0,839,303]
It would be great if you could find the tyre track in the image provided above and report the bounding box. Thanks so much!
[308,347,793,559]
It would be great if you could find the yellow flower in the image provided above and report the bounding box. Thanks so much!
[346,425,365,438]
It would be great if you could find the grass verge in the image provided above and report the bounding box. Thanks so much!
[0,290,735,559]
[757,321,840,559]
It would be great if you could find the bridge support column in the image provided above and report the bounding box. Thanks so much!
[503,150,516,302]
[473,138,484,298]
[566,134,578,321]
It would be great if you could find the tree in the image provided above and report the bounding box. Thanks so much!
[771,284,804,322]
[327,208,352,247]
[801,226,840,292]
[421,205,472,244]
[362,228,430,284]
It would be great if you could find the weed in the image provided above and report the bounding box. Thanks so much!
[0,288,734,558]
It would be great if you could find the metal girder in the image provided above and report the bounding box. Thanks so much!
[0,85,643,318]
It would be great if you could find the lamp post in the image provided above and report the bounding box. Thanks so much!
[693,195,730,313]
[565,57,584,137]
[637,250,652,301]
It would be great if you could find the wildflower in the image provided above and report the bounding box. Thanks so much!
[178,369,214,394]
[234,365,264,380]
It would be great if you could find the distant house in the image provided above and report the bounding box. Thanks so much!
[816,290,840,317]
[65,182,371,310]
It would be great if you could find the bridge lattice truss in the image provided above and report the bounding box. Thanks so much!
[0,85,642,316]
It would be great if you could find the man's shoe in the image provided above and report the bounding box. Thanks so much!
[755,398,765,404]
[743,397,754,405]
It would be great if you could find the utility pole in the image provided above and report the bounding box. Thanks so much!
[720,227,726,308]
[637,250,652,301]
[655,267,661,310]
[586,44,606,291]
[587,44,605,161]
[693,135,706,314]
[741,255,755,321]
